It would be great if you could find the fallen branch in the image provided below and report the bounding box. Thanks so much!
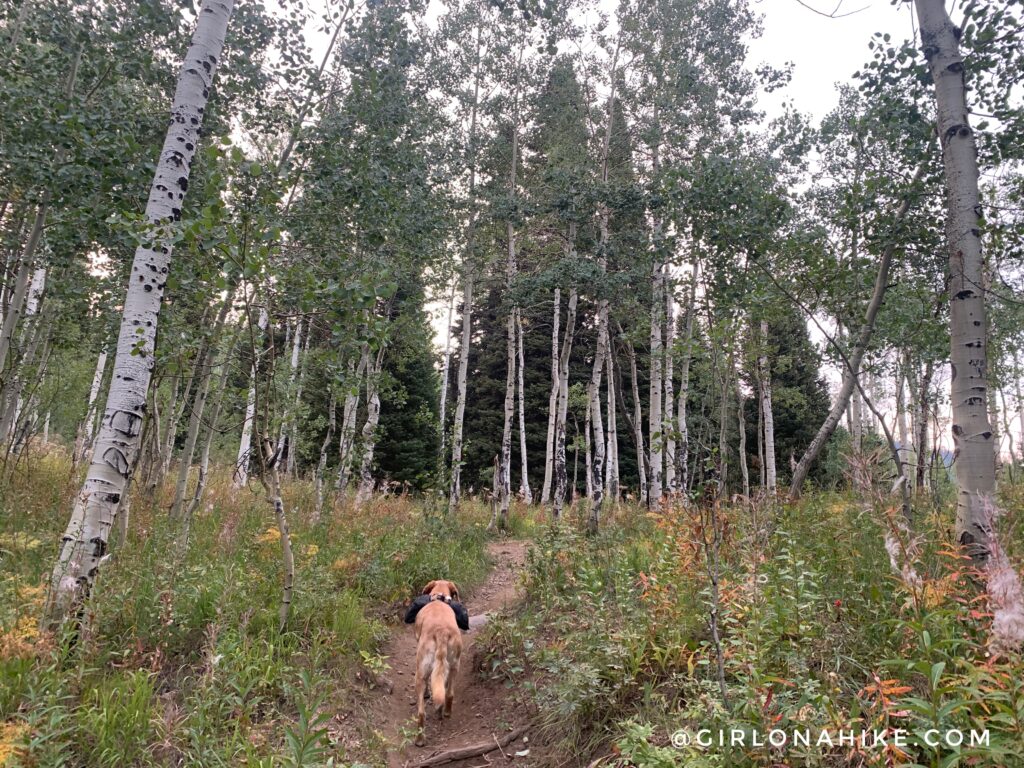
[411,726,528,768]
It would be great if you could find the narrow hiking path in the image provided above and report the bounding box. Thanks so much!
[360,539,534,768]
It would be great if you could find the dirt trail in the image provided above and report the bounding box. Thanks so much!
[366,540,533,768]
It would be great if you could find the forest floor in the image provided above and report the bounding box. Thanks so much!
[349,539,535,768]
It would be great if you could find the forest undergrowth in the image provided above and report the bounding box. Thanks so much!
[2,448,1023,767]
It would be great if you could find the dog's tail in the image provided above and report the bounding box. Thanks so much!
[430,636,449,711]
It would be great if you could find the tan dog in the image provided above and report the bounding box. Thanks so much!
[413,579,463,746]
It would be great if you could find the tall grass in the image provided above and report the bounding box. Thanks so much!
[0,449,496,766]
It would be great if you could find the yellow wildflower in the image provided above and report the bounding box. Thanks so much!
[256,527,281,545]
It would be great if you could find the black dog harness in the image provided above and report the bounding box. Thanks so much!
[404,593,470,631]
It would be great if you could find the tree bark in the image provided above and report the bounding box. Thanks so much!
[664,285,676,492]
[915,0,995,560]
[623,332,647,506]
[552,285,578,519]
[448,274,472,510]
[235,306,268,489]
[675,264,698,495]
[541,288,560,505]
[46,0,233,628]
[313,390,336,524]
[515,309,531,504]
[916,359,934,490]
[758,320,777,496]
[337,350,367,493]
[648,257,664,505]
[355,346,386,506]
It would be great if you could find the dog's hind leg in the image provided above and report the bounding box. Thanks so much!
[444,639,461,718]
[414,645,430,746]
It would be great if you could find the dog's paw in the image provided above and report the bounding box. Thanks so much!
[414,733,426,747]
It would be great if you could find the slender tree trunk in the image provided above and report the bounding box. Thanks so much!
[515,309,531,504]
[649,257,664,506]
[917,360,934,490]
[75,351,108,463]
[999,388,1014,483]
[541,289,560,505]
[758,320,777,496]
[1016,373,1024,466]
[355,346,386,507]
[313,391,336,524]
[915,0,994,560]
[716,348,730,499]
[448,275,472,509]
[736,377,749,500]
[45,0,233,628]
[624,333,647,506]
[446,19,483,513]
[337,350,367,494]
[438,282,456,466]
[675,264,698,495]
[788,161,926,499]
[605,336,619,502]
[664,287,676,492]
[276,317,302,470]
[235,306,268,489]
[552,284,578,519]
[897,365,910,470]
[988,384,1000,481]
[587,311,608,534]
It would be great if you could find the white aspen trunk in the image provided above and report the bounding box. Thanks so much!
[312,391,337,524]
[447,19,482,512]
[897,366,910,469]
[675,264,698,495]
[540,288,559,505]
[288,326,310,477]
[355,346,386,507]
[916,0,994,559]
[1016,373,1024,465]
[337,350,367,493]
[0,267,47,441]
[75,349,108,463]
[759,320,777,495]
[717,351,730,499]
[234,306,268,489]
[648,258,664,506]
[42,411,49,443]
[552,285,578,519]
[498,55,522,532]
[276,316,302,466]
[664,284,676,492]
[989,383,1000,480]
[625,335,647,505]
[0,226,41,375]
[584,394,592,503]
[515,309,531,504]
[917,360,934,490]
[448,275,472,509]
[499,230,516,528]
[587,313,608,533]
[46,0,233,627]
[438,281,456,465]
[998,388,1013,481]
[736,377,749,499]
[788,161,926,499]
[850,382,864,452]
[605,336,619,502]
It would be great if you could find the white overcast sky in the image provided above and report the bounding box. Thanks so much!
[748,0,919,123]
